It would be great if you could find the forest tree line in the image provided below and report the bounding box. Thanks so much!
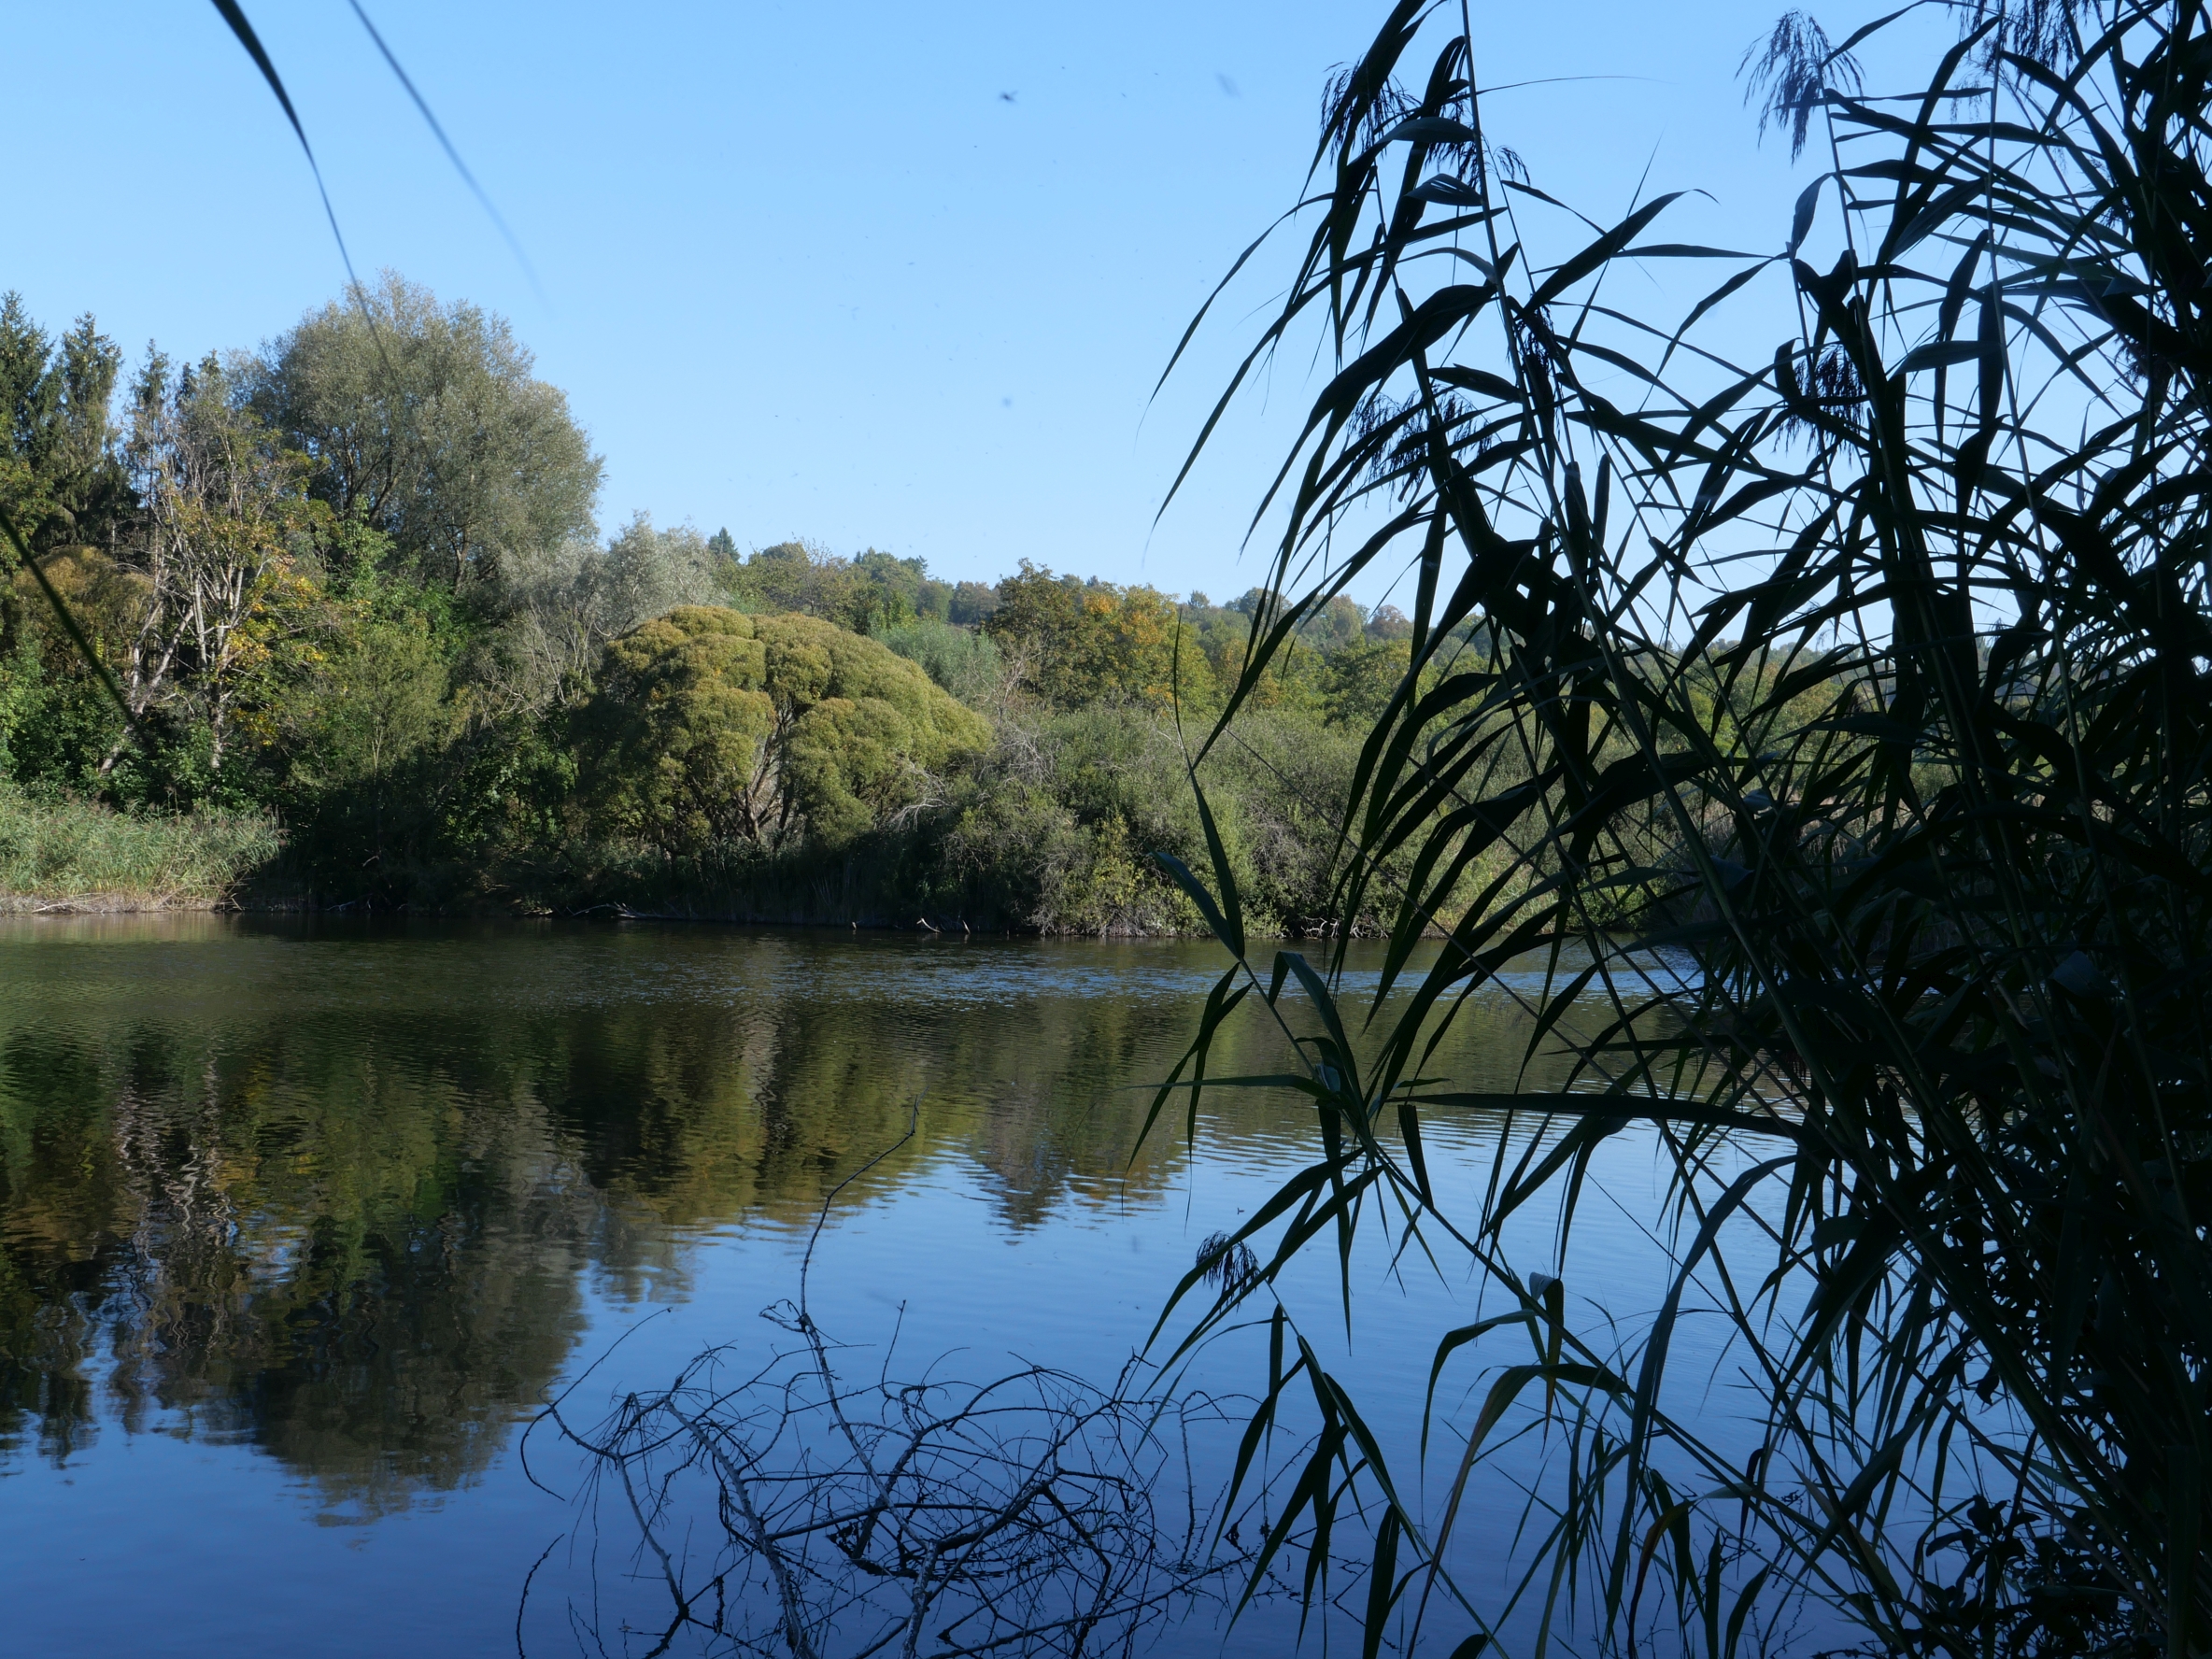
[0,276,1421,931]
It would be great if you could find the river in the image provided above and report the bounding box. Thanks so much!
[0,916,1713,1657]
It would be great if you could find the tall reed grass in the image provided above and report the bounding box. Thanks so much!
[0,783,277,908]
[1149,2,2212,1653]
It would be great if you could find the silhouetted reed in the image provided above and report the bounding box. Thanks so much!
[534,1120,1278,1659]
[1147,1,2212,1652]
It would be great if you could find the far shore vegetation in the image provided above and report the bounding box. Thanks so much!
[0,276,1434,932]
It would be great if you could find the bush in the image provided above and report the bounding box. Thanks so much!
[876,617,1005,706]
[578,607,991,858]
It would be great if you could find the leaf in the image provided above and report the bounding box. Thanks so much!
[1897,340,1985,371]
[1529,193,1687,309]
[1380,116,1481,148]
[208,0,367,291]
[1154,851,1236,953]
[1425,1313,1525,1453]
[1622,244,1762,260]
[1412,177,1489,206]
[1132,967,1249,1159]
[1787,176,1824,256]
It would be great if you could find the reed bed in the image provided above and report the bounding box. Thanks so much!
[1144,2,2212,1653]
[0,783,277,908]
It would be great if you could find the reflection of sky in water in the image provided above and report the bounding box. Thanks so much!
[0,918,1757,1658]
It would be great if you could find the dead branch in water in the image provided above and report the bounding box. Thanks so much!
[533,1108,1270,1658]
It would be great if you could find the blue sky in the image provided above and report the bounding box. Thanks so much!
[10,2,1861,603]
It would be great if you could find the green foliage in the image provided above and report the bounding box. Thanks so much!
[248,272,601,588]
[0,595,124,795]
[1318,635,1412,728]
[0,296,131,557]
[985,560,1216,710]
[721,539,971,636]
[877,615,1006,705]
[579,606,990,857]
[0,283,1421,929]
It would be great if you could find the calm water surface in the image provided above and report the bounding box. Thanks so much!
[0,917,1694,1657]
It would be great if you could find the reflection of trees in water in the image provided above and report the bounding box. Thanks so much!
[0,1016,607,1519]
[0,952,1233,1511]
[0,929,1559,1516]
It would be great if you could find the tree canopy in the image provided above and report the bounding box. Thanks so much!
[248,273,601,588]
[0,294,130,557]
[580,606,990,856]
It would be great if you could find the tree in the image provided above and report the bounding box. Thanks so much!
[1317,634,1409,728]
[495,514,723,707]
[579,606,990,856]
[121,352,324,775]
[729,541,943,636]
[985,561,1212,710]
[0,296,132,558]
[947,580,999,626]
[730,539,859,622]
[280,594,456,868]
[248,273,601,589]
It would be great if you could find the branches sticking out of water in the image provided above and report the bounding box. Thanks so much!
[548,1342,1251,1659]
[534,1117,1262,1659]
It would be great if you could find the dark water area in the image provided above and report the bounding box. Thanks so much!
[0,917,1700,1657]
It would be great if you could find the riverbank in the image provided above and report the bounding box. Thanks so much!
[0,785,280,912]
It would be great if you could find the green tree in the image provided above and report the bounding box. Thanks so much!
[273,572,462,876]
[877,617,1005,706]
[985,561,1213,710]
[730,539,858,621]
[729,541,940,637]
[248,274,601,590]
[1317,634,1411,728]
[0,296,132,557]
[580,606,989,856]
[947,580,998,626]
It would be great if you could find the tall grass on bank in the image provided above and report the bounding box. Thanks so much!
[0,784,277,908]
[1150,2,2212,1653]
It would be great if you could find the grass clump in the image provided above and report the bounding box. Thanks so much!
[0,783,276,907]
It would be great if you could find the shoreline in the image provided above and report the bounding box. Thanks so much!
[0,889,1354,939]
[0,892,234,915]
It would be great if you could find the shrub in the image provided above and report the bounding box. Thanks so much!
[579,606,990,857]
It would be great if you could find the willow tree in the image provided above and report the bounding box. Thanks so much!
[579,606,991,857]
[1154,2,2212,1654]
[248,274,602,590]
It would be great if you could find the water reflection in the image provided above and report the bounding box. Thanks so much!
[0,918,1416,1517]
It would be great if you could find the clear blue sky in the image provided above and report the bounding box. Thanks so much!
[10,1,1865,602]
